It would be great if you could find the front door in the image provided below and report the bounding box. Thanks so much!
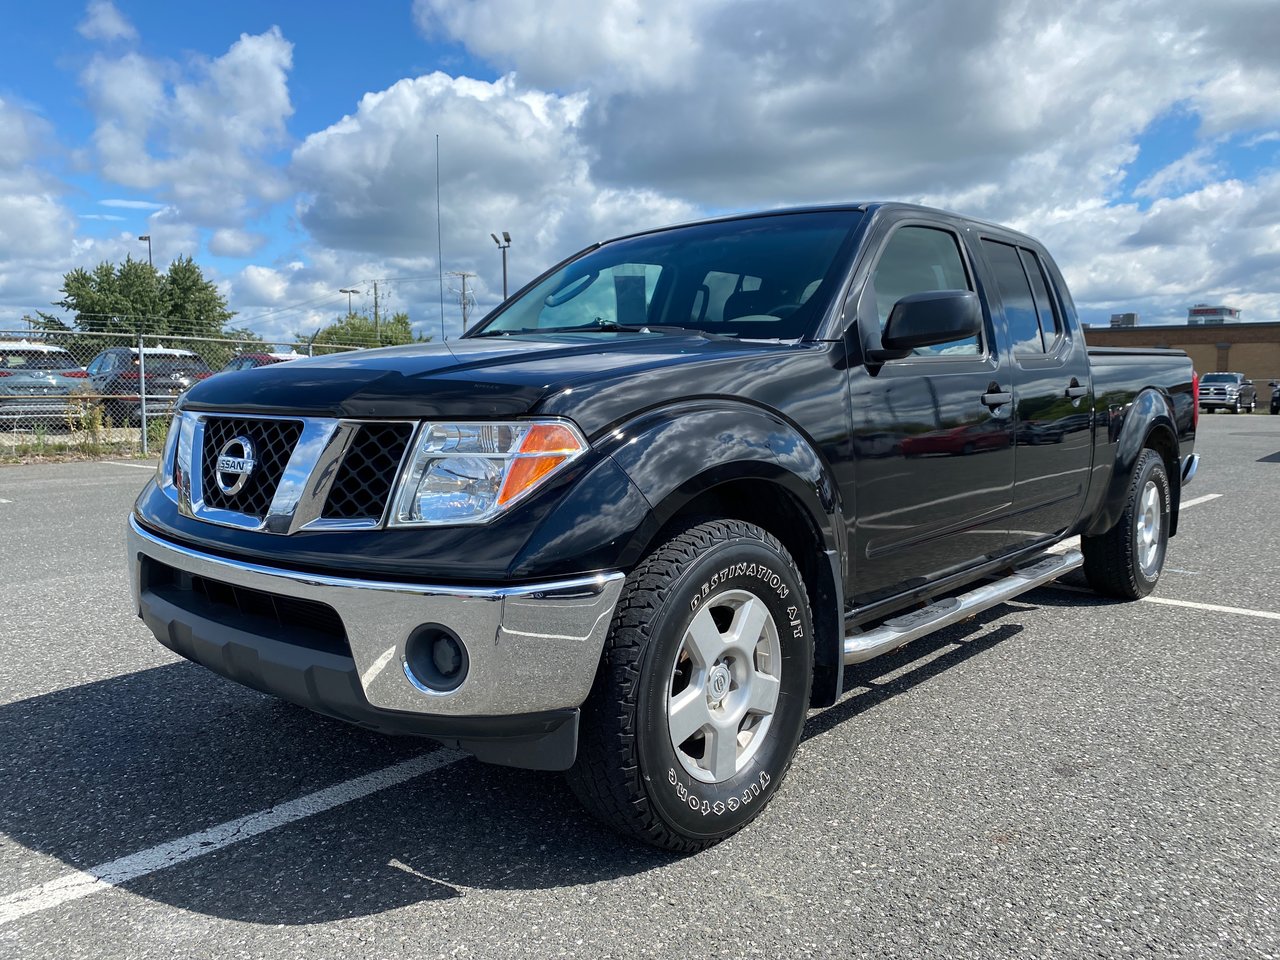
[846,220,1015,608]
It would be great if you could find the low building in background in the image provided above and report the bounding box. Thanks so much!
[1084,321,1280,404]
[1187,303,1242,325]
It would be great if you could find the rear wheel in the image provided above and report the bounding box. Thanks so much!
[567,518,813,852]
[1082,449,1170,600]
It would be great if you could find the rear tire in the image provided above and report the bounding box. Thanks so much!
[1082,449,1170,600]
[567,518,813,852]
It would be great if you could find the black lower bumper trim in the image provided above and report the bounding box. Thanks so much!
[138,588,579,771]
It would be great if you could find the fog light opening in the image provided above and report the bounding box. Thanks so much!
[403,624,469,693]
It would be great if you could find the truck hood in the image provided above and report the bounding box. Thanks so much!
[181,333,803,429]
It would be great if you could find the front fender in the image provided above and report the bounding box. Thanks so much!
[597,401,848,707]
[1084,387,1181,537]
[598,400,843,552]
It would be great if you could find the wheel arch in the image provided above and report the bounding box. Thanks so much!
[603,402,848,707]
[1084,388,1182,538]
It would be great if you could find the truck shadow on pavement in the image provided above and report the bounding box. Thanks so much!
[0,664,673,924]
[0,590,1108,925]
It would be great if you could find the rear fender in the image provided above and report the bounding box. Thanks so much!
[1085,388,1181,537]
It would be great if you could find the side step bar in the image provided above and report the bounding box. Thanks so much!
[843,550,1084,665]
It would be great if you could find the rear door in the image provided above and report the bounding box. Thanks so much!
[846,216,1015,607]
[977,237,1092,549]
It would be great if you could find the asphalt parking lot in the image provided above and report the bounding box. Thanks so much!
[0,415,1276,959]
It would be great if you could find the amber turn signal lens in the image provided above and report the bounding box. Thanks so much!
[498,455,568,505]
[496,424,585,506]
[516,423,584,455]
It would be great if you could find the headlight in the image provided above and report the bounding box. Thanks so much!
[155,413,183,484]
[389,420,588,526]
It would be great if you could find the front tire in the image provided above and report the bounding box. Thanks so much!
[1082,449,1170,600]
[567,518,813,852]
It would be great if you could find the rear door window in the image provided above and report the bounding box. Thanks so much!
[982,240,1043,355]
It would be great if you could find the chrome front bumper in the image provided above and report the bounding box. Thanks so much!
[127,516,624,718]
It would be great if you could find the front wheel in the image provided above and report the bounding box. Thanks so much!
[567,518,813,852]
[1082,448,1170,600]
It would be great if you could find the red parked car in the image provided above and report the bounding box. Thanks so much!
[219,352,303,373]
[900,419,1012,457]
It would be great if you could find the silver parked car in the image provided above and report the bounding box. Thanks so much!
[0,341,89,427]
[1198,371,1256,414]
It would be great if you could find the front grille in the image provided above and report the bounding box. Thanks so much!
[142,556,349,657]
[200,417,303,517]
[322,422,415,521]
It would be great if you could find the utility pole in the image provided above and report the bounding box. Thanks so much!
[372,280,380,343]
[448,271,477,331]
[138,235,152,268]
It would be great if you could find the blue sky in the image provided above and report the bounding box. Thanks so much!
[0,0,1277,340]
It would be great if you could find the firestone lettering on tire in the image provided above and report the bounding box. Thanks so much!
[668,766,772,816]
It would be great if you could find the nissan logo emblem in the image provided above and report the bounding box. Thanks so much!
[215,435,257,496]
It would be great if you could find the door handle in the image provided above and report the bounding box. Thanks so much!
[981,384,1012,408]
[1065,377,1088,399]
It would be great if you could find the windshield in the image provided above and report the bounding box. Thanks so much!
[469,211,862,340]
[1200,373,1239,383]
[0,349,78,370]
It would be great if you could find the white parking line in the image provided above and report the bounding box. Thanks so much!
[0,498,11,504]
[1141,596,1280,621]
[1180,493,1223,509]
[103,461,157,471]
[0,749,466,927]
[1047,491,1222,555]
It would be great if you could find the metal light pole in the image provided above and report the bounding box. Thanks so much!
[490,231,511,300]
[340,287,358,315]
[138,234,152,268]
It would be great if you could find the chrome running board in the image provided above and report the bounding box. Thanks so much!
[842,550,1083,665]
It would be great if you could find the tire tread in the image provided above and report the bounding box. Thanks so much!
[566,517,810,852]
[1081,448,1166,600]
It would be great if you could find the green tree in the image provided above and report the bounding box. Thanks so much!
[301,311,430,354]
[50,255,235,337]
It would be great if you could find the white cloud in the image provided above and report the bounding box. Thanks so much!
[291,71,695,337]
[77,0,137,43]
[209,227,267,258]
[100,198,165,209]
[80,28,294,225]
[412,0,719,93]
[1133,147,1223,201]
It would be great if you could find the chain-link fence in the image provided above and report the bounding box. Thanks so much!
[0,327,364,461]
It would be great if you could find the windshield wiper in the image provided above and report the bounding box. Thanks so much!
[470,320,737,339]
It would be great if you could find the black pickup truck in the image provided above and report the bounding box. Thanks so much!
[128,203,1198,851]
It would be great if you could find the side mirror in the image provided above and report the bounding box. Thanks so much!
[870,290,982,362]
